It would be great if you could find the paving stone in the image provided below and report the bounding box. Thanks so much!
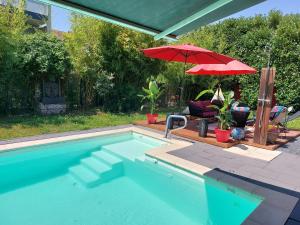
[230,158,267,168]
[285,219,300,225]
[267,153,299,168]
[242,219,262,225]
[289,200,300,221]
[243,166,280,180]
[279,137,300,155]
[248,174,276,184]
[273,177,299,190]
[254,168,279,180]
[231,170,253,178]
[247,202,291,225]
[253,187,298,212]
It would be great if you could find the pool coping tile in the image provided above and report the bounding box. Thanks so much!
[0,125,192,153]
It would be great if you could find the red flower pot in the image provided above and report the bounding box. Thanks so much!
[215,128,231,143]
[146,113,158,124]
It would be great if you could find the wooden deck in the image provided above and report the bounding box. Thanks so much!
[134,119,300,150]
[242,129,300,150]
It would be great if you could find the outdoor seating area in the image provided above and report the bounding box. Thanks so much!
[135,117,300,150]
[139,42,300,152]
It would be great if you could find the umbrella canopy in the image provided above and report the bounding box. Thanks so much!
[142,44,235,108]
[186,60,256,75]
[142,44,234,64]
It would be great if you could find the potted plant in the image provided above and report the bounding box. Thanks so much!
[267,125,280,144]
[210,91,234,143]
[139,79,163,124]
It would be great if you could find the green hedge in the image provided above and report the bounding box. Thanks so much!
[178,11,300,110]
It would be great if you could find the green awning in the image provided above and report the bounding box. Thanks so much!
[38,0,265,41]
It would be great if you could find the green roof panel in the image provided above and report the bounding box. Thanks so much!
[37,0,266,40]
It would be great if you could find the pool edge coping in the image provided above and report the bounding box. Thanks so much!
[0,125,191,153]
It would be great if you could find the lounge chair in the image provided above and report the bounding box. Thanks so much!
[246,105,293,130]
[269,106,290,129]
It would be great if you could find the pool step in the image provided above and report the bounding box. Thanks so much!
[92,151,123,169]
[69,165,101,187]
[81,157,111,174]
[101,147,132,160]
[69,150,123,188]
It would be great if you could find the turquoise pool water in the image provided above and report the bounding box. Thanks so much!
[0,132,262,225]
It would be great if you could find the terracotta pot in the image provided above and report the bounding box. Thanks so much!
[215,128,231,143]
[146,113,158,124]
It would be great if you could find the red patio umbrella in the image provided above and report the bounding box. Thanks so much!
[142,44,234,64]
[142,44,235,106]
[186,60,256,101]
[186,60,256,75]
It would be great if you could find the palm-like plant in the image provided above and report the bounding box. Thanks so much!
[195,79,218,100]
[195,88,234,130]
[210,91,234,130]
[138,79,163,114]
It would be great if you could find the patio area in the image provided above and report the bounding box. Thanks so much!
[135,118,300,150]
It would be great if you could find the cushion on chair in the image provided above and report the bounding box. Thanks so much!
[232,106,250,112]
[188,100,217,118]
[231,101,250,112]
[270,106,286,119]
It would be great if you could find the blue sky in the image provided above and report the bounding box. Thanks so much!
[51,0,300,32]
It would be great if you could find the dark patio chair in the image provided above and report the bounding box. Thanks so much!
[188,100,218,118]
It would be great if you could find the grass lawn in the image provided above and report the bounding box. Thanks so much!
[0,111,145,140]
[0,108,173,140]
[287,117,300,130]
[0,108,299,141]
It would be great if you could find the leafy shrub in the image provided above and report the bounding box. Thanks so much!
[178,11,300,110]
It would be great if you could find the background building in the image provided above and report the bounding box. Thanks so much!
[0,0,51,32]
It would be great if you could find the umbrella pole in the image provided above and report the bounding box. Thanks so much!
[217,77,221,99]
[179,55,188,109]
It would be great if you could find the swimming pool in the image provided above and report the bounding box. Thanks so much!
[0,131,262,225]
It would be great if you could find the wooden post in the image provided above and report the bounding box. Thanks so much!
[253,68,276,145]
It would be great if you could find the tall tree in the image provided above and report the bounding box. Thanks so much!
[0,0,28,114]
[64,15,105,107]
[65,14,165,111]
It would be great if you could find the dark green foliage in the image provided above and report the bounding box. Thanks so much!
[0,30,71,113]
[0,0,29,114]
[19,32,71,81]
[103,84,141,112]
[94,71,114,98]
[177,11,300,110]
[98,23,166,112]
[65,16,165,112]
